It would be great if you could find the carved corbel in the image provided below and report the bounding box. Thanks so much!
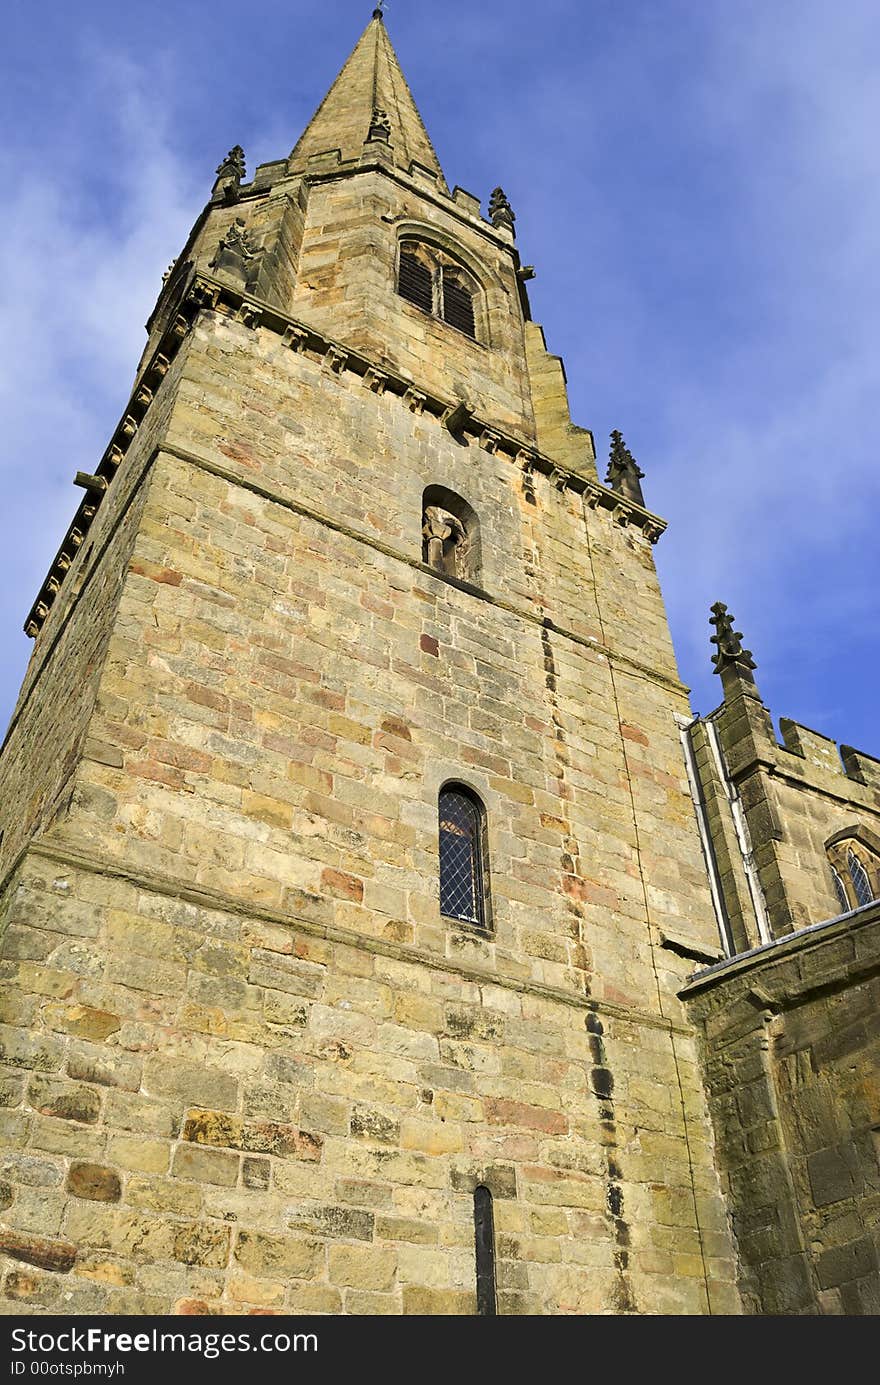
[35,601,50,620]
[69,529,85,549]
[237,303,263,329]
[642,520,664,544]
[56,554,72,572]
[45,576,61,596]
[149,354,170,382]
[479,428,502,454]
[403,386,426,414]
[187,282,220,311]
[282,325,309,351]
[170,314,189,342]
[324,345,348,373]
[74,472,108,494]
[584,487,602,510]
[363,366,389,394]
[549,467,568,492]
[442,398,475,435]
[82,503,98,520]
[134,385,153,412]
[612,504,630,526]
[25,620,40,639]
[119,416,138,440]
[105,445,124,470]
[515,448,537,476]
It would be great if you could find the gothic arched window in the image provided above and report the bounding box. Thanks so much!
[847,849,874,908]
[397,241,480,341]
[825,828,880,913]
[831,866,849,914]
[439,784,489,928]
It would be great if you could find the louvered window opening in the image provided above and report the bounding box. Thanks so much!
[439,788,484,926]
[397,248,478,340]
[847,849,874,908]
[441,272,476,339]
[398,253,433,313]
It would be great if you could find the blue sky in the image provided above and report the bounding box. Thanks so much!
[1,0,878,757]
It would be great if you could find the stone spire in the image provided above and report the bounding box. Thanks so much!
[606,430,645,508]
[710,601,759,701]
[287,11,447,189]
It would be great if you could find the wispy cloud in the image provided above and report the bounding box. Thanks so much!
[0,46,200,728]
[1,0,877,758]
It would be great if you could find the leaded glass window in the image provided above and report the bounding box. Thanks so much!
[831,866,849,913]
[439,786,487,927]
[847,849,874,908]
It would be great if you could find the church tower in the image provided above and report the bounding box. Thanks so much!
[0,13,740,1314]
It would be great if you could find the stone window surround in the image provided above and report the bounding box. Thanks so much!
[438,779,493,935]
[395,227,490,346]
[825,825,880,911]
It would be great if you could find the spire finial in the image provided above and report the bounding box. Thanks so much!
[489,187,516,235]
[606,430,646,507]
[710,601,760,700]
[373,2,386,18]
[212,145,246,204]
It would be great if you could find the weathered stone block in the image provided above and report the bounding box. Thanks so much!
[66,1163,122,1203]
[0,1229,76,1273]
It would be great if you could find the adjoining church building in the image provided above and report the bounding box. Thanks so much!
[0,11,877,1315]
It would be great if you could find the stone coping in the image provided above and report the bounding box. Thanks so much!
[681,896,880,999]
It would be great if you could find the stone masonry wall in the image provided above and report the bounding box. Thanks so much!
[0,308,740,1313]
[684,902,880,1314]
[0,848,736,1315]
[0,347,187,890]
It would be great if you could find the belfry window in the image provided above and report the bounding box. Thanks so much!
[439,785,489,928]
[398,251,433,314]
[397,241,480,341]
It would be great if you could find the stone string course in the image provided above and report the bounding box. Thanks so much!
[25,275,666,642]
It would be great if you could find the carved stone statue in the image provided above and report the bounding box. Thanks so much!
[367,107,392,143]
[209,217,260,278]
[422,506,466,574]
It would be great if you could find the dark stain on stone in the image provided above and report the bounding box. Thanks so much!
[591,1067,615,1099]
[584,1011,637,1312]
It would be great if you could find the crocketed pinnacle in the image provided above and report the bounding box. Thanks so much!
[710,602,757,675]
[288,13,447,189]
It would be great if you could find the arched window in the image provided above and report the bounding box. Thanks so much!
[831,866,849,914]
[847,849,874,908]
[397,241,480,341]
[422,485,480,584]
[439,784,489,928]
[441,267,476,338]
[825,828,880,913]
[398,250,432,314]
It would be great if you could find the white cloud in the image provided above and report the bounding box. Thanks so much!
[0,47,200,732]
